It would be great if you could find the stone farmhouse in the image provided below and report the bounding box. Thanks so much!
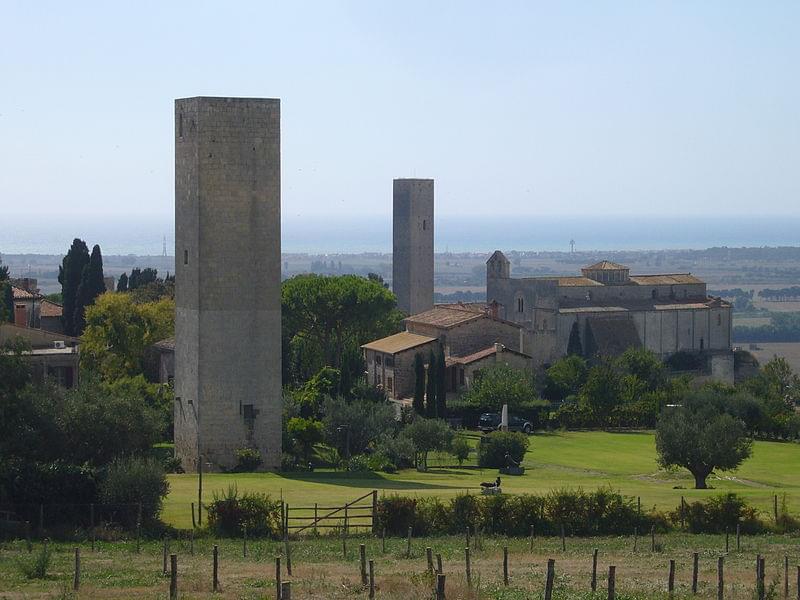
[364,253,734,401]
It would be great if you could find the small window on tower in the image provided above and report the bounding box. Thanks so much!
[423,219,427,231]
[717,314,722,326]
[178,113,183,138]
[517,297,524,313]
[183,249,188,265]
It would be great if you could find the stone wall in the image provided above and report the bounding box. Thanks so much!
[174,97,282,471]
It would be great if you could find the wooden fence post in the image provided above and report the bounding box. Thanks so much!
[38,504,44,536]
[668,559,675,597]
[371,490,378,536]
[212,545,219,592]
[426,547,433,574]
[285,534,292,576]
[280,581,291,600]
[190,528,194,556]
[136,503,142,554]
[169,554,178,600]
[90,504,95,551]
[758,555,766,600]
[191,502,196,529]
[275,557,281,600]
[796,565,799,600]
[25,521,31,553]
[608,565,616,600]
[774,494,778,525]
[633,527,638,551]
[381,527,386,554]
[465,547,471,588]
[360,544,367,586]
[560,524,566,551]
[736,523,741,551]
[725,530,729,553]
[436,573,446,600]
[465,526,470,549]
[73,547,80,591]
[692,552,699,594]
[368,559,375,599]
[592,548,598,592]
[637,496,641,514]
[651,526,656,552]
[162,536,169,575]
[545,558,555,600]
[530,524,535,551]
[784,556,789,600]
[313,503,318,536]
[436,553,443,575]
[718,556,724,600]
[406,526,412,558]
[243,525,248,558]
[503,546,508,586]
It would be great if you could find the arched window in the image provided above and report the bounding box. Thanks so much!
[517,297,524,313]
[717,314,722,326]
[422,219,427,231]
[651,289,657,299]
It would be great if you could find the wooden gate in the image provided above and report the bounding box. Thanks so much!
[282,490,378,536]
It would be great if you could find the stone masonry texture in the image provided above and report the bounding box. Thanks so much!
[174,97,282,471]
[393,178,434,315]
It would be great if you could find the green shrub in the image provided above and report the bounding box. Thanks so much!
[451,437,471,465]
[670,493,764,534]
[376,495,417,536]
[450,494,481,532]
[99,456,169,528]
[16,543,52,579]
[233,448,263,472]
[373,435,415,469]
[477,431,529,468]
[346,454,370,472]
[414,497,451,535]
[206,485,281,537]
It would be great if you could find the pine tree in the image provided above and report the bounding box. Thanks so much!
[436,350,447,419]
[412,353,426,415]
[567,321,583,357]
[425,349,437,418]
[73,244,105,336]
[117,272,128,292]
[59,238,90,336]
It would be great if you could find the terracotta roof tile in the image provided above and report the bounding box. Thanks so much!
[11,285,35,300]
[583,261,629,271]
[404,305,485,329]
[361,331,437,354]
[39,300,62,317]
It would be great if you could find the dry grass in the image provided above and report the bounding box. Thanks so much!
[1,533,797,599]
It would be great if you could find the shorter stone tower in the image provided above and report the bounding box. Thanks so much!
[392,179,434,315]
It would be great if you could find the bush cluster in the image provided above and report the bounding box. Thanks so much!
[206,485,282,538]
[377,488,653,537]
[477,431,529,468]
[670,493,764,534]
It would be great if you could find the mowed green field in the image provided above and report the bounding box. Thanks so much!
[163,431,800,529]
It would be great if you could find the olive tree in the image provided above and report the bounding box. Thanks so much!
[655,392,753,489]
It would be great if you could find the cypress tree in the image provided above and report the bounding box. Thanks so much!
[73,244,105,335]
[567,321,583,356]
[59,238,90,336]
[1,282,13,322]
[436,350,447,419]
[425,349,437,418]
[117,272,128,292]
[412,353,426,415]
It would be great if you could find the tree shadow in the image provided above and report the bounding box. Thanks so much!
[275,470,465,491]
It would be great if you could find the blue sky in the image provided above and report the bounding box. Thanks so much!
[1,1,797,221]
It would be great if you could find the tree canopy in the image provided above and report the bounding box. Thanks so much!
[655,389,753,489]
[59,238,90,336]
[282,274,403,387]
[80,292,175,381]
[462,363,544,411]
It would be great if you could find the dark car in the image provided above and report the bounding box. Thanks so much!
[478,412,533,434]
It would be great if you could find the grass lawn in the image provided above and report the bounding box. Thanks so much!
[163,431,800,530]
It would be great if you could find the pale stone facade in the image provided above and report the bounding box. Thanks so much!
[486,252,733,372]
[392,179,434,315]
[174,97,282,472]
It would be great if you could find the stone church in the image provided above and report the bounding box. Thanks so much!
[486,251,733,375]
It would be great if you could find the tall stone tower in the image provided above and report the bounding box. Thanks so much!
[174,97,282,471]
[392,178,434,315]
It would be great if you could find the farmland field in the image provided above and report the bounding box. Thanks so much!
[746,342,800,374]
[163,431,800,529]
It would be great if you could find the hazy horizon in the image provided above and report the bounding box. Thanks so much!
[1,2,798,224]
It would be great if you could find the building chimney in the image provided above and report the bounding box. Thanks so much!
[14,304,28,328]
[494,342,504,355]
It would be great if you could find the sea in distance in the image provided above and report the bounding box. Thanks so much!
[2,214,799,256]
